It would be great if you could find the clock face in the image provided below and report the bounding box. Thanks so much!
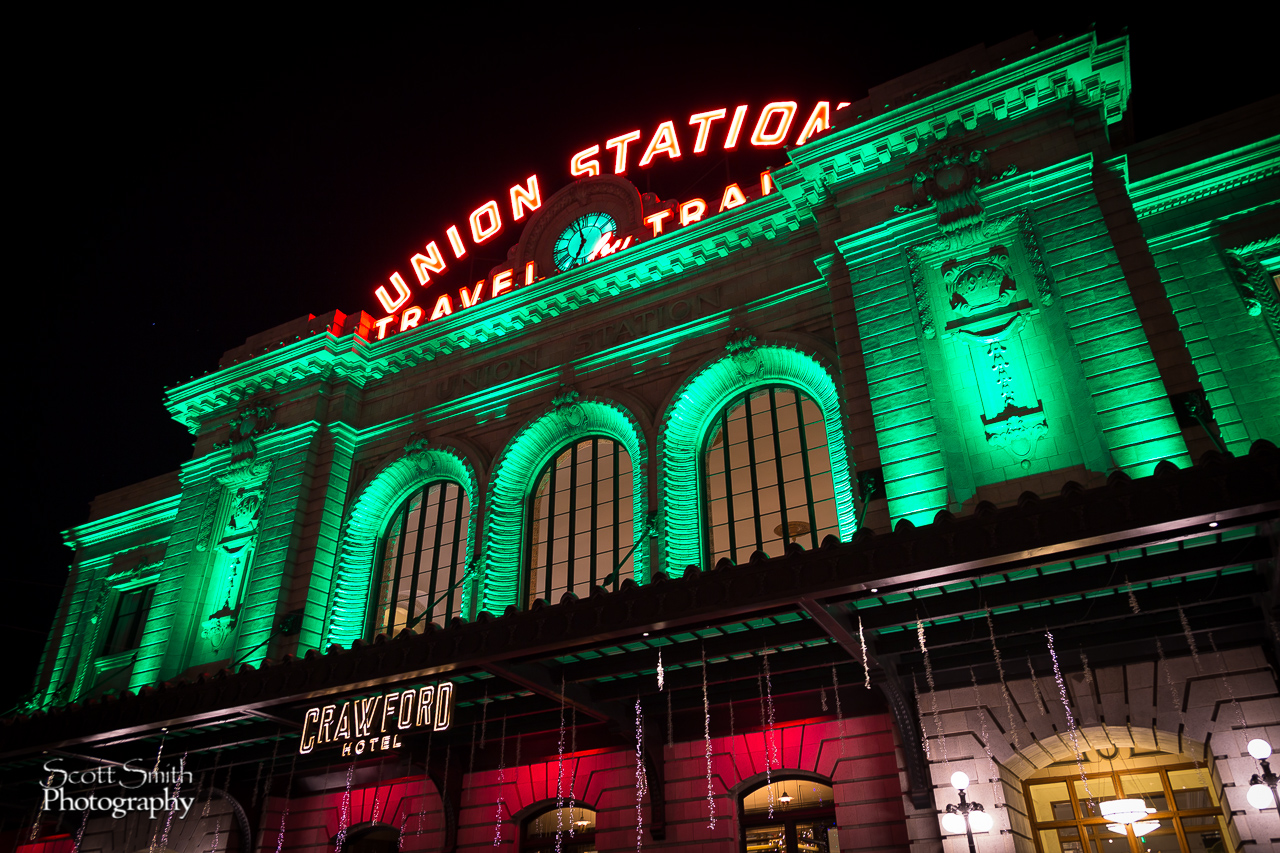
[553,212,618,272]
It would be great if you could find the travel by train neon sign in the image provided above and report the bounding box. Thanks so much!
[370,100,848,340]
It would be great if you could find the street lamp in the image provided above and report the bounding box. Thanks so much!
[1247,738,1279,810]
[942,772,993,853]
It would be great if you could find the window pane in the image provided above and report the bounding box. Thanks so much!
[1029,781,1072,823]
[1038,828,1094,853]
[374,481,470,636]
[1184,821,1228,852]
[1168,768,1217,809]
[704,386,839,565]
[745,825,786,852]
[528,439,634,606]
[1120,773,1168,812]
[796,819,839,853]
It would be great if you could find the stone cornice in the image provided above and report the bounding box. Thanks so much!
[779,34,1128,201]
[62,495,183,552]
[1129,136,1280,221]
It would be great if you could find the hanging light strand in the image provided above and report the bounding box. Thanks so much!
[833,665,847,758]
[635,696,647,853]
[493,716,508,848]
[657,648,665,691]
[702,646,716,830]
[335,762,355,853]
[1046,630,1095,813]
[1207,631,1247,728]
[912,673,929,761]
[758,663,774,819]
[859,615,871,689]
[969,667,1005,816]
[159,753,187,851]
[275,753,297,853]
[986,610,1021,749]
[1026,655,1048,715]
[569,707,578,837]
[556,675,566,853]
[917,619,948,766]
[1178,606,1202,672]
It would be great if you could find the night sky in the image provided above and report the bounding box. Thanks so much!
[10,12,1274,715]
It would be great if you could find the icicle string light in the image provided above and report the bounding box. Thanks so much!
[969,667,1005,816]
[1080,652,1095,691]
[73,808,88,853]
[1047,630,1095,813]
[1131,587,1207,784]
[335,763,355,853]
[917,619,948,766]
[859,615,871,689]
[1179,606,1201,672]
[657,648,665,691]
[986,610,1021,749]
[833,665,846,758]
[1027,655,1048,715]
[480,687,489,749]
[493,716,508,848]
[912,674,929,761]
[211,764,232,853]
[764,652,779,775]
[702,646,716,830]
[758,663,774,819]
[820,686,828,712]
[557,676,566,853]
[1207,631,1247,727]
[276,754,297,853]
[159,754,187,850]
[569,707,578,837]
[635,696,647,852]
[1127,578,1141,615]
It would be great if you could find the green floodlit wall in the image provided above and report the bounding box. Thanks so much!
[836,156,1192,527]
[325,446,479,650]
[658,344,858,571]
[480,398,648,614]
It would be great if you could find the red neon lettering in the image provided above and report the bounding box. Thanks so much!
[571,146,600,177]
[688,108,727,154]
[375,272,412,313]
[751,101,798,147]
[429,294,453,321]
[400,306,424,332]
[644,209,672,236]
[491,269,514,298]
[374,315,396,340]
[509,175,542,221]
[445,225,467,259]
[639,121,682,167]
[719,183,747,211]
[460,281,485,308]
[411,241,446,285]
[760,171,775,195]
[524,260,537,286]
[469,201,502,243]
[836,101,851,109]
[794,101,831,145]
[680,198,707,227]
[606,130,642,174]
[587,232,633,261]
[724,105,749,149]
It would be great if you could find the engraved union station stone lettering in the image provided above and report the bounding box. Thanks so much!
[436,350,540,401]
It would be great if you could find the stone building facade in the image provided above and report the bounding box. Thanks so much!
[5,32,1280,853]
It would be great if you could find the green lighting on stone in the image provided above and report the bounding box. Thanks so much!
[326,445,478,649]
[481,397,648,614]
[658,344,857,571]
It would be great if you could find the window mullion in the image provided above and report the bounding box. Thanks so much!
[545,459,559,604]
[719,407,736,560]
[566,441,579,599]
[793,392,820,548]
[425,483,450,625]
[742,391,765,552]
[768,388,792,550]
[391,496,412,634]
[590,438,600,590]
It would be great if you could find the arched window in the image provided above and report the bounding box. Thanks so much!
[373,480,471,634]
[523,803,596,853]
[704,386,839,565]
[527,438,633,606]
[741,778,838,852]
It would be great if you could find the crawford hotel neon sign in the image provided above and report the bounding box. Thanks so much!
[370,100,847,340]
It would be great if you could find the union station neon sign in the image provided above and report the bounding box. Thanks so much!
[370,100,847,339]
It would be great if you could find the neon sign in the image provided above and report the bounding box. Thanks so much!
[371,100,849,338]
[299,680,455,756]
